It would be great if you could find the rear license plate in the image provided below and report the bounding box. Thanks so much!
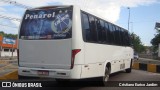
[37,70,49,76]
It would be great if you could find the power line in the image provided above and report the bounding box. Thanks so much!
[0,14,21,22]
[0,23,18,28]
[0,0,32,9]
[118,20,158,25]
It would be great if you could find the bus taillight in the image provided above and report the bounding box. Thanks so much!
[71,49,81,69]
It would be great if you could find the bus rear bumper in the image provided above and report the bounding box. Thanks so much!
[18,65,82,79]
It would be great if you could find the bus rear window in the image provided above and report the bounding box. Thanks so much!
[19,6,73,40]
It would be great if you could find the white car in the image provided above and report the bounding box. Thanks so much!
[134,53,139,60]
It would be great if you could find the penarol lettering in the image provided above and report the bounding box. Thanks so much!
[25,12,55,19]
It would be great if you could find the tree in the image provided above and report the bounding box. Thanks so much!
[0,31,5,36]
[0,31,17,39]
[151,33,160,53]
[130,33,146,53]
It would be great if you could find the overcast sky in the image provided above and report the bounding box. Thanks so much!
[0,0,160,46]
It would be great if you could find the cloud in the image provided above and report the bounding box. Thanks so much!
[0,7,6,12]
[0,2,8,7]
[0,0,158,23]
[14,0,57,7]
[55,0,157,22]
[118,0,157,7]
[14,0,156,23]
[0,10,21,27]
[0,18,18,34]
[10,20,20,27]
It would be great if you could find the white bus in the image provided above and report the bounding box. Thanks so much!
[18,5,133,86]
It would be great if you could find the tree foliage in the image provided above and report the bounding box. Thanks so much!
[151,31,160,53]
[130,33,146,53]
[151,33,160,47]
[0,31,17,39]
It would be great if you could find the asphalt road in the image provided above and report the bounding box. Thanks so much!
[0,60,17,77]
[0,59,160,90]
[13,69,159,90]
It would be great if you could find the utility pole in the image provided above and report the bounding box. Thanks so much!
[130,22,133,33]
[11,43,13,58]
[128,7,130,32]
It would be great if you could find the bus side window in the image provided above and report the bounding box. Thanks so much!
[100,20,106,43]
[119,29,124,46]
[113,25,118,45]
[108,23,114,44]
[127,33,131,46]
[94,18,99,42]
[115,26,121,45]
[124,31,130,46]
[81,13,91,42]
[118,27,122,46]
[125,30,129,46]
[122,29,126,46]
[88,15,98,42]
[96,19,102,43]
[105,22,111,44]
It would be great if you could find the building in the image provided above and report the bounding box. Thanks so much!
[0,36,18,57]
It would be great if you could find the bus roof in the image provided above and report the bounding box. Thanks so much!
[28,5,73,10]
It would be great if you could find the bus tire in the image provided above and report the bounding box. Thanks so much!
[18,75,29,80]
[125,68,131,73]
[18,75,39,80]
[55,79,70,84]
[125,59,132,73]
[100,67,110,86]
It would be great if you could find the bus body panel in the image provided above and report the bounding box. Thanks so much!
[18,6,73,70]
[18,6,84,79]
[80,43,133,78]
[18,65,82,79]
[19,39,72,69]
[71,6,85,65]
[81,63,104,78]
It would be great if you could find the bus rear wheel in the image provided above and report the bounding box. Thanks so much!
[99,67,110,86]
[125,68,131,73]
[18,75,39,80]
[125,59,132,73]
[55,79,70,84]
